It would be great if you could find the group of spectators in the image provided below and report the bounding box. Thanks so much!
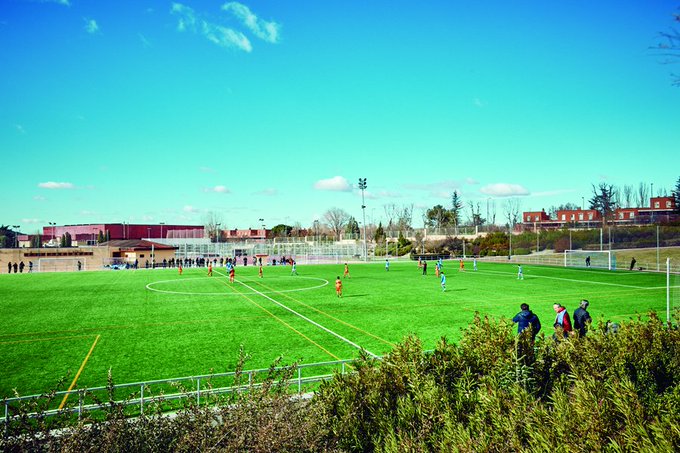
[512,299,593,340]
[6,261,32,273]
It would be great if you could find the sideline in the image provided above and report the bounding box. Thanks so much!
[59,334,100,410]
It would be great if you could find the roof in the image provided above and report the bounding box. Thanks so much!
[100,240,178,251]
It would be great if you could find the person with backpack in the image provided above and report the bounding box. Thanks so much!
[512,303,541,341]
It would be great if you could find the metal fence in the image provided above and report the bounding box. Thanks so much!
[3,358,359,424]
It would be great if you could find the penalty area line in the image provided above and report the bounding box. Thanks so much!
[59,334,100,410]
[236,278,379,359]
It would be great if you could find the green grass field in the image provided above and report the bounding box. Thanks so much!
[1,260,677,398]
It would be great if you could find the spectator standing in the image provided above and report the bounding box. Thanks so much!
[512,303,541,341]
[553,303,572,338]
[573,299,592,337]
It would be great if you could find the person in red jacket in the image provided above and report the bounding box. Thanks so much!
[553,303,572,338]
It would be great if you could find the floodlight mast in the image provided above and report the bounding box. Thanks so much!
[358,178,367,262]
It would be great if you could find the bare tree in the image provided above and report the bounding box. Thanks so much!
[395,204,414,234]
[637,182,649,208]
[467,201,483,226]
[383,203,398,231]
[324,207,350,241]
[503,198,522,228]
[650,10,680,87]
[623,184,635,208]
[202,211,223,242]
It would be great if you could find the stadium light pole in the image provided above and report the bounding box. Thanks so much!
[581,197,584,210]
[160,222,165,240]
[48,222,56,244]
[358,178,367,261]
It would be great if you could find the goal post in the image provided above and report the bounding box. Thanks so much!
[564,250,615,270]
[37,258,86,273]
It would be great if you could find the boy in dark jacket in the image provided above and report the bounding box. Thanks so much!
[512,303,541,340]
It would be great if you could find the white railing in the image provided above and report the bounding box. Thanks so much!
[3,359,359,424]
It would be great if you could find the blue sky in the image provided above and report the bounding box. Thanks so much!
[2,0,679,232]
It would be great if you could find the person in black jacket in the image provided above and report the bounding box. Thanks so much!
[573,299,592,337]
[512,303,541,340]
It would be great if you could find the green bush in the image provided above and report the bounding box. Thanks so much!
[4,313,679,451]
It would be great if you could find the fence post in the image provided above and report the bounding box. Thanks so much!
[140,384,144,415]
[297,367,302,394]
[197,378,201,406]
[78,390,83,418]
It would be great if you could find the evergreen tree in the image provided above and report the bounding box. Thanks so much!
[589,183,616,224]
[345,217,360,236]
[374,222,385,244]
[451,191,463,228]
[97,230,105,243]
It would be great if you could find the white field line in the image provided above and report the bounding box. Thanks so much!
[214,270,379,358]
[474,269,679,290]
[145,276,328,296]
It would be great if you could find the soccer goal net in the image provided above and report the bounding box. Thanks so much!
[564,250,615,270]
[37,258,85,273]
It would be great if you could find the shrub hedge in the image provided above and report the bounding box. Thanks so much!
[3,313,679,452]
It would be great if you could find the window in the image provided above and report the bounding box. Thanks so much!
[570,214,575,220]
[666,201,671,208]
[561,214,566,221]
[579,213,584,220]
[654,202,660,208]
[619,212,624,219]
[629,212,634,219]
[526,215,530,221]
[588,213,594,220]
[140,254,145,258]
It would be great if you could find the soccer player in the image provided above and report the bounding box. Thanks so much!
[473,258,478,271]
[178,263,183,275]
[207,263,213,277]
[422,260,427,276]
[459,259,465,272]
[440,272,446,292]
[517,264,524,280]
[229,266,235,283]
[291,261,297,275]
[343,262,350,278]
[385,259,390,271]
[258,265,263,278]
[335,276,342,298]
[435,261,440,278]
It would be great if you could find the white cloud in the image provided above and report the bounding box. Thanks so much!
[21,218,42,224]
[33,195,46,201]
[222,2,280,43]
[465,177,479,185]
[375,190,402,199]
[183,205,202,213]
[84,18,99,34]
[314,176,352,192]
[204,185,231,193]
[37,0,70,6]
[473,98,486,108]
[38,181,75,190]
[15,124,26,134]
[480,183,530,197]
[531,188,577,197]
[171,2,252,52]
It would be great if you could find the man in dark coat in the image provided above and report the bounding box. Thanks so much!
[573,299,592,337]
[512,303,541,340]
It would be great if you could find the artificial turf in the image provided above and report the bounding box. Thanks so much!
[1,259,676,397]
